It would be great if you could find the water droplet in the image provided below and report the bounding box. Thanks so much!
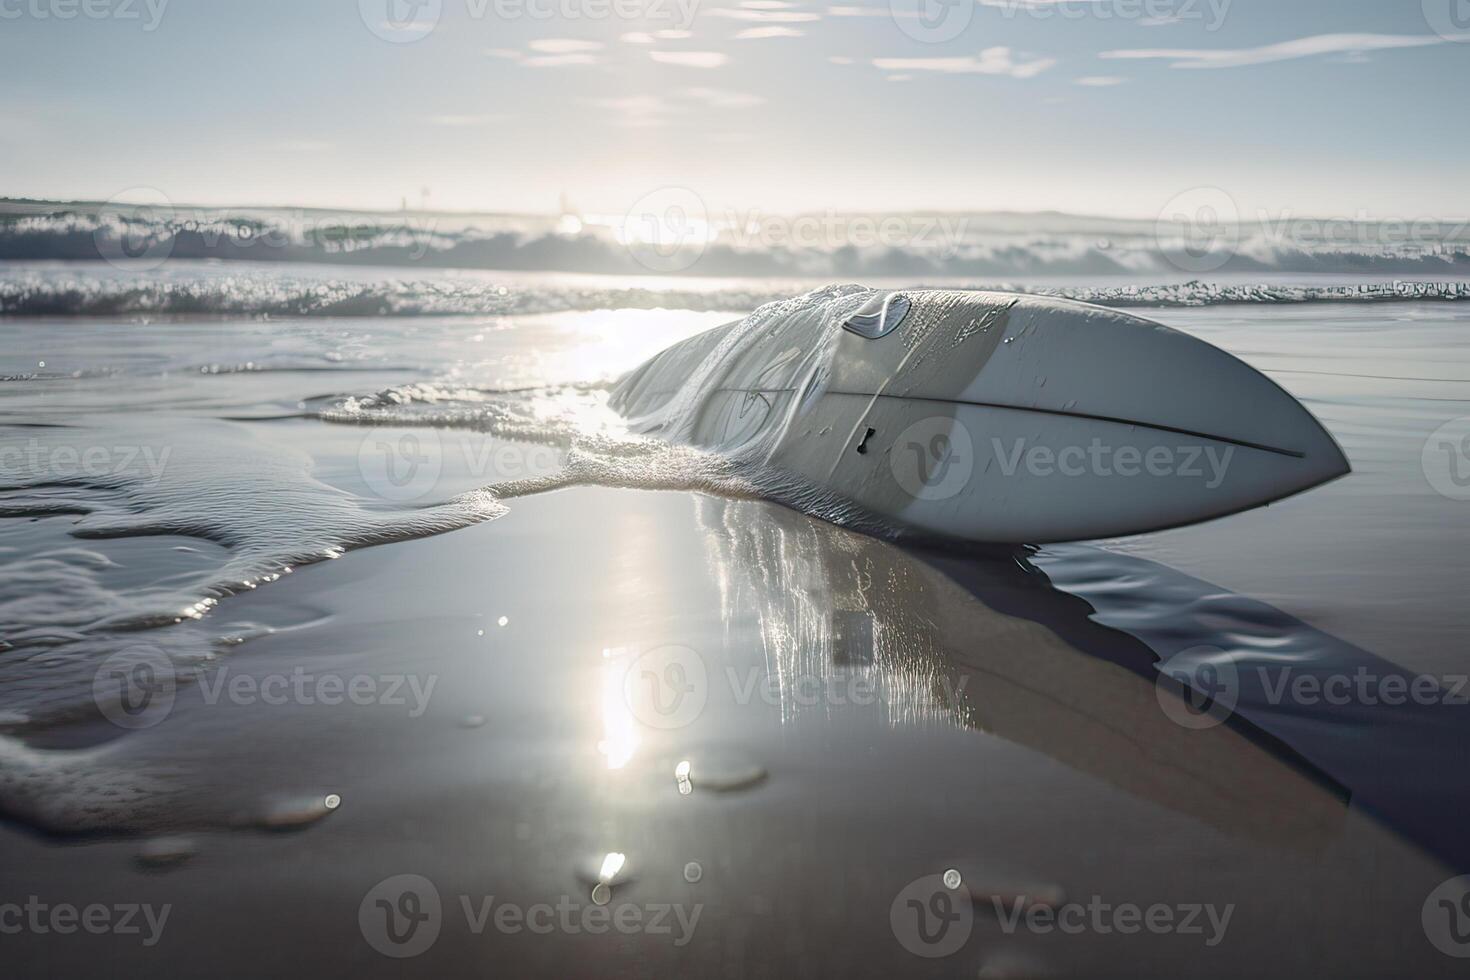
[576,852,634,889]
[590,882,611,905]
[136,836,197,869]
[476,629,485,637]
[324,793,342,810]
[254,793,341,830]
[675,760,693,796]
[683,751,767,792]
[978,951,1052,979]
[462,714,486,728]
[497,616,509,627]
[684,861,703,883]
[598,852,627,882]
[943,868,962,890]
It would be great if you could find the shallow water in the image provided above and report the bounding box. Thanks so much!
[2,275,1468,974]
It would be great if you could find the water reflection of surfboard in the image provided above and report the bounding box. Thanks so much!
[613,286,1350,543]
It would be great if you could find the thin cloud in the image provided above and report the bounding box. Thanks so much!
[683,87,765,107]
[1099,32,1444,69]
[735,26,805,38]
[649,51,730,68]
[872,47,1056,79]
[588,95,677,127]
[523,53,598,67]
[489,40,602,67]
[528,39,604,54]
[978,0,1122,5]
[428,114,511,126]
[588,87,762,126]
[1075,75,1124,86]
[709,7,821,20]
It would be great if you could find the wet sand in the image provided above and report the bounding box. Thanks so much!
[2,484,1461,977]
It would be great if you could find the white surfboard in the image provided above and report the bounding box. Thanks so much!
[611,286,1350,544]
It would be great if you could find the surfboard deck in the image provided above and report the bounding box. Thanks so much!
[611,287,1350,544]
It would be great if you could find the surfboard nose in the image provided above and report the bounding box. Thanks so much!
[953,294,1349,479]
[921,292,1353,538]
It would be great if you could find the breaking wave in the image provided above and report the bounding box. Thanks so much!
[2,264,1469,319]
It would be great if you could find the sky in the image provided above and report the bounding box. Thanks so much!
[2,0,1468,219]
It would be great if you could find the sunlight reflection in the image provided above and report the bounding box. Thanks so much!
[694,495,975,729]
[597,647,640,769]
